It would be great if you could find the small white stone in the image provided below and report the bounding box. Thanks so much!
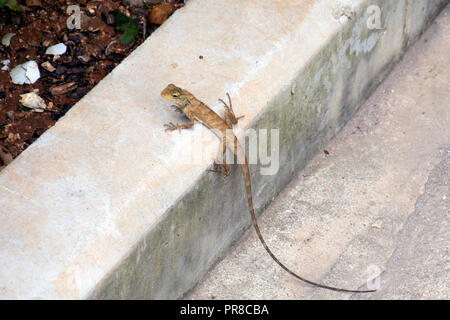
[10,61,41,85]
[45,43,67,55]
[1,33,16,47]
[1,59,10,71]
[291,82,296,95]
[20,92,47,112]
[339,15,349,24]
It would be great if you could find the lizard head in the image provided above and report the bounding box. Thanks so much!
[161,84,189,107]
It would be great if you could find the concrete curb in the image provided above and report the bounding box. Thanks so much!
[0,0,447,299]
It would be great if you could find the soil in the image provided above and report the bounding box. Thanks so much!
[0,0,185,171]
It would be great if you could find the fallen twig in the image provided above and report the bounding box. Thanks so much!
[0,146,13,165]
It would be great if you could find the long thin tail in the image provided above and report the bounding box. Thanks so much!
[239,156,375,293]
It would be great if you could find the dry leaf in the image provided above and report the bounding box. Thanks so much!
[20,92,47,112]
[0,146,13,165]
[50,82,77,95]
[41,61,56,72]
[149,4,174,25]
[25,0,42,6]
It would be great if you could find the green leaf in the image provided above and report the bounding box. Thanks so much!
[0,0,23,12]
[112,9,139,45]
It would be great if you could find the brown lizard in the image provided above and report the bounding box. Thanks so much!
[161,83,375,293]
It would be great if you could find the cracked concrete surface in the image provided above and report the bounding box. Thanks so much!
[188,5,450,300]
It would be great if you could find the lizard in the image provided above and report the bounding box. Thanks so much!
[161,83,375,293]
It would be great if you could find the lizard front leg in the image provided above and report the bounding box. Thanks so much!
[164,120,195,132]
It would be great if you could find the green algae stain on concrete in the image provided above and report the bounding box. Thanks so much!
[89,170,250,299]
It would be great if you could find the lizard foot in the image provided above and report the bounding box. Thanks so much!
[208,162,231,186]
[164,122,181,132]
[208,161,231,177]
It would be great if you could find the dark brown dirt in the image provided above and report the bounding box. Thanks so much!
[0,0,184,170]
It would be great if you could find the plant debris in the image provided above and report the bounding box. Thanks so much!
[112,9,139,45]
[41,61,55,72]
[0,0,23,12]
[1,32,14,46]
[50,82,77,96]
[19,91,47,112]
[0,145,13,166]
[148,3,174,25]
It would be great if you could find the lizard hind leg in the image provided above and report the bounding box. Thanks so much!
[208,160,231,177]
[208,137,232,186]
[209,138,231,177]
[207,159,232,187]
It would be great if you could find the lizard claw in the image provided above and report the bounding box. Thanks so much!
[164,122,179,132]
[208,161,231,177]
[218,98,231,111]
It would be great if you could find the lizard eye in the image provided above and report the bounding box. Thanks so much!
[172,92,180,97]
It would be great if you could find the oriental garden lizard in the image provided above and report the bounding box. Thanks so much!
[161,83,375,293]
